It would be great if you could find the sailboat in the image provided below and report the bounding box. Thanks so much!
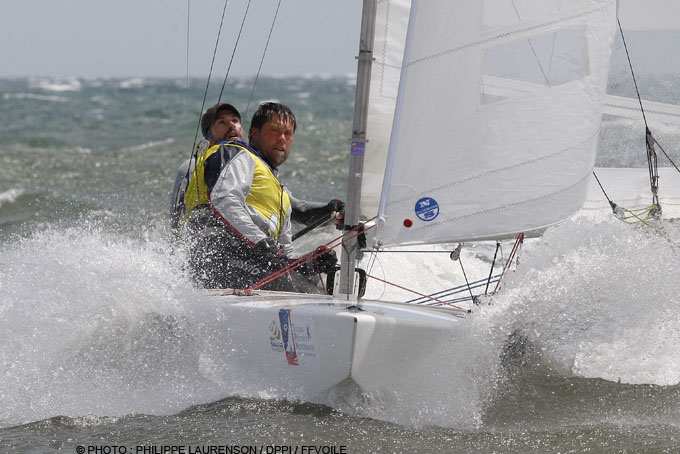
[188,0,627,397]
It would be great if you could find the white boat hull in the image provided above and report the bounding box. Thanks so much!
[194,291,467,398]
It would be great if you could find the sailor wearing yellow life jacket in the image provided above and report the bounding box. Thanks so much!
[174,102,342,291]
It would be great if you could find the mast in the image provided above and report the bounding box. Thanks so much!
[339,0,377,299]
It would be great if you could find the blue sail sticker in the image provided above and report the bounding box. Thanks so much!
[415,197,439,221]
[350,142,365,156]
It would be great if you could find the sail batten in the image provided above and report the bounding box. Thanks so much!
[362,0,619,248]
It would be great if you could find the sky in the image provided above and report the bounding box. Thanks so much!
[1,0,678,79]
[0,0,362,78]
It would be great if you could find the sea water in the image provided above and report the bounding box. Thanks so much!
[2,75,680,453]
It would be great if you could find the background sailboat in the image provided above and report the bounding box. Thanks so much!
[586,1,680,217]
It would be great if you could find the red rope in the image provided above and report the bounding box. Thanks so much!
[364,274,464,309]
[492,232,524,295]
[247,218,376,291]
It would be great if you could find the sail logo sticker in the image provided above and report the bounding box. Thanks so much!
[350,141,365,156]
[415,197,439,221]
[278,309,299,366]
[268,319,283,353]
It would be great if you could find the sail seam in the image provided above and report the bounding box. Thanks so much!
[388,129,600,206]
[375,0,401,100]
[604,103,680,119]
[407,170,593,232]
[408,0,616,67]
[378,0,391,99]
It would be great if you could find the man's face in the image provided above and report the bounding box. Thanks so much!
[208,111,243,145]
[249,114,294,169]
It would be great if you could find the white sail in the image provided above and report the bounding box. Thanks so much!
[368,0,618,247]
[359,0,411,222]
[617,0,680,30]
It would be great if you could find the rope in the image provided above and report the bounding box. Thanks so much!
[615,205,680,248]
[594,173,679,246]
[492,232,524,295]
[245,0,283,119]
[406,274,501,305]
[247,219,376,291]
[364,274,465,310]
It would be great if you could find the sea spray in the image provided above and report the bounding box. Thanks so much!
[0,222,229,426]
[488,216,680,385]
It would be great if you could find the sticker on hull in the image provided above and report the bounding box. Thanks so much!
[278,309,299,366]
[269,309,317,366]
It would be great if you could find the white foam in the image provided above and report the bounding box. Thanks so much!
[2,93,68,103]
[0,188,24,208]
[0,224,219,426]
[29,77,82,92]
[0,222,504,428]
[119,78,145,89]
[489,216,680,386]
[126,138,176,152]
[4,214,676,428]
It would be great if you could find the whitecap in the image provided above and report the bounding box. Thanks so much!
[126,138,176,152]
[0,188,24,208]
[3,93,68,103]
[119,78,145,89]
[29,77,82,92]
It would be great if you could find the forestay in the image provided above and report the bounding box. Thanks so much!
[361,0,618,247]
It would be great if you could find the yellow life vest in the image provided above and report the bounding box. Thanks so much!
[184,142,291,239]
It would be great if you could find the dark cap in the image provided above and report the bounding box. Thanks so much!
[201,103,241,137]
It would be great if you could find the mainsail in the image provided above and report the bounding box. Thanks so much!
[360,0,619,247]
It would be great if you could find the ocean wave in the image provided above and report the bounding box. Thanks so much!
[126,138,176,152]
[119,78,145,89]
[29,77,82,92]
[0,189,24,208]
[2,93,68,103]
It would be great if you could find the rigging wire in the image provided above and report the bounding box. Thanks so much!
[617,19,648,129]
[592,20,680,232]
[407,275,501,305]
[364,273,466,311]
[184,0,191,128]
[492,232,524,295]
[617,18,664,209]
[178,0,230,225]
[245,0,283,119]
[484,241,501,295]
[216,0,253,105]
[191,0,230,155]
[451,244,476,303]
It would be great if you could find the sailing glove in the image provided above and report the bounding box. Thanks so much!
[326,199,345,215]
[253,238,289,271]
[312,246,338,275]
[327,199,345,230]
